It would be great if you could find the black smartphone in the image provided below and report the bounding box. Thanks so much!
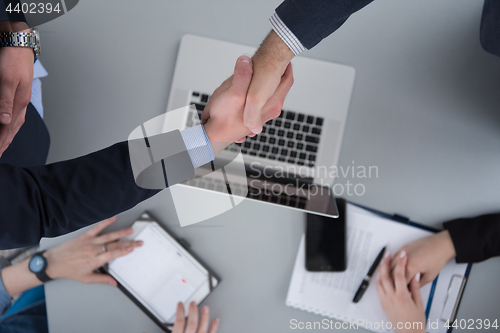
[305,198,347,272]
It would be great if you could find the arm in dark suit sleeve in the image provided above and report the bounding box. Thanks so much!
[275,0,374,50]
[0,130,196,249]
[444,214,500,263]
[480,0,500,57]
[0,1,26,23]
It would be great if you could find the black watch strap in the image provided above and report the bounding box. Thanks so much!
[35,267,53,283]
[31,251,53,283]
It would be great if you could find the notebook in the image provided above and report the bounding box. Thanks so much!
[286,203,470,333]
[102,212,220,332]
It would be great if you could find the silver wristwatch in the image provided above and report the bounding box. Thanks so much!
[0,27,41,58]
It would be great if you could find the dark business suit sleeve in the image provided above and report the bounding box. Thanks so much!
[443,214,500,263]
[0,132,194,249]
[480,0,500,56]
[275,0,374,50]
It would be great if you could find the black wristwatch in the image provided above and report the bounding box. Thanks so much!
[28,251,52,283]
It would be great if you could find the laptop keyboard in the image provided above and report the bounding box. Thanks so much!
[187,91,324,168]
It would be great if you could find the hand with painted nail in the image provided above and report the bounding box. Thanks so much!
[42,216,143,286]
[390,230,457,286]
[172,302,219,333]
[376,251,426,333]
[0,217,142,298]
[201,51,294,146]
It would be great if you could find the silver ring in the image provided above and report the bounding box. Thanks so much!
[102,244,107,252]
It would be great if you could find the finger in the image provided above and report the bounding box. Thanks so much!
[377,253,394,295]
[376,272,386,298]
[394,251,408,293]
[11,78,32,123]
[390,255,398,271]
[0,105,26,155]
[235,137,246,143]
[410,273,424,310]
[261,63,294,123]
[390,248,404,271]
[104,240,143,252]
[85,217,117,238]
[419,273,434,287]
[0,78,17,125]
[93,226,134,245]
[208,319,220,333]
[229,56,252,96]
[201,76,233,124]
[172,302,186,333]
[186,301,199,333]
[84,273,117,287]
[95,243,135,267]
[244,67,282,134]
[197,306,210,333]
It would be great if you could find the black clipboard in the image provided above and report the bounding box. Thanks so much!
[100,211,221,333]
[349,201,473,332]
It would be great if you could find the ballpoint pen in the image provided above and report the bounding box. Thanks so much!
[353,246,386,303]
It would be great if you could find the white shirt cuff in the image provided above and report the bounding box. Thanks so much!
[269,12,305,56]
[180,125,214,169]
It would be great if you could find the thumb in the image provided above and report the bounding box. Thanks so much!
[229,56,253,97]
[84,273,117,287]
[0,83,17,125]
[410,273,424,310]
[243,61,285,134]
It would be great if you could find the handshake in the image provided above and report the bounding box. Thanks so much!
[201,55,294,155]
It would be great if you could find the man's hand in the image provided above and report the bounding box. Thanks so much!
[172,302,219,333]
[0,21,35,157]
[243,30,295,134]
[377,252,426,333]
[390,230,456,286]
[202,55,293,154]
[43,217,143,286]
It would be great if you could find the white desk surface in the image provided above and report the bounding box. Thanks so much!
[40,0,500,332]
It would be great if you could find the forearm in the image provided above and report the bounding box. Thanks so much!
[0,260,42,297]
[253,30,295,74]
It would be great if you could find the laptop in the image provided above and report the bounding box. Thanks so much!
[162,35,355,226]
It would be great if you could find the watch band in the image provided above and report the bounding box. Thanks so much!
[0,28,40,58]
[31,251,53,283]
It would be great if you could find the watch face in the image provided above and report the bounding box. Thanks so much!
[29,255,45,273]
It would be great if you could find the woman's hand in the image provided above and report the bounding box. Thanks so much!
[172,302,219,333]
[391,230,456,286]
[44,216,143,286]
[377,251,426,333]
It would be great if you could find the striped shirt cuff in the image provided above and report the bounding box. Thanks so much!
[180,125,214,169]
[270,12,306,56]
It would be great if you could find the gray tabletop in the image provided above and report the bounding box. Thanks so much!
[39,0,500,332]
